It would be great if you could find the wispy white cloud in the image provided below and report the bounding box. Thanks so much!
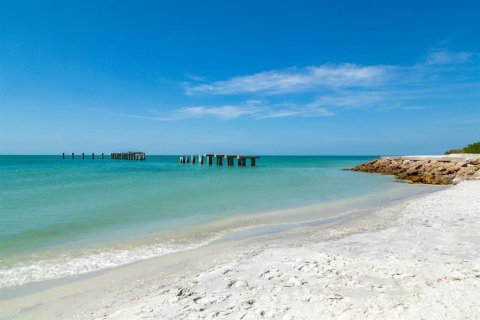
[177,105,255,119]
[185,64,389,96]
[103,99,334,122]
[185,49,476,97]
[312,91,384,109]
[256,101,334,119]
[184,73,207,82]
[424,49,472,65]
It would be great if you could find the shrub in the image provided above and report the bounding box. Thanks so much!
[445,141,480,154]
[463,142,480,153]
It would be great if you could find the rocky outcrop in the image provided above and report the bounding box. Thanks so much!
[349,157,480,185]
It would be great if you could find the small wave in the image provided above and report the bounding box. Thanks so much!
[0,239,215,288]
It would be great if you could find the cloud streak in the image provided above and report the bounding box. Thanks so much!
[185,64,389,96]
[185,49,476,97]
[106,100,334,122]
[424,49,472,65]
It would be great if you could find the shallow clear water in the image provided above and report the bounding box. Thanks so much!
[0,155,437,288]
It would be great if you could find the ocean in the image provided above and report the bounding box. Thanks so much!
[0,155,438,288]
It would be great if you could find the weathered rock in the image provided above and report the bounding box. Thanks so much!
[349,157,480,185]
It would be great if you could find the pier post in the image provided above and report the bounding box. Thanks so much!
[72,153,75,159]
[205,154,214,165]
[62,152,65,159]
[82,153,85,160]
[237,157,246,167]
[251,158,256,167]
[186,155,190,163]
[199,155,204,164]
[226,155,235,166]
[101,153,104,160]
[191,155,196,164]
[92,153,95,159]
[215,154,224,166]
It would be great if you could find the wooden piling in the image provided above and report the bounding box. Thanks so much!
[92,153,95,159]
[82,153,85,160]
[205,154,214,165]
[101,153,104,160]
[237,157,245,166]
[62,152,65,159]
[199,155,204,164]
[226,155,235,166]
[72,153,75,159]
[215,154,224,166]
[191,155,196,164]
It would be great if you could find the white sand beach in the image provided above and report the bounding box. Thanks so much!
[1,180,479,320]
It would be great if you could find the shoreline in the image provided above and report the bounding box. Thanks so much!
[2,181,478,319]
[0,176,438,290]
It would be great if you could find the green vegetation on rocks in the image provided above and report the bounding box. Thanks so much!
[445,142,480,155]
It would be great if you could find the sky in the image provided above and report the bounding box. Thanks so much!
[0,0,479,155]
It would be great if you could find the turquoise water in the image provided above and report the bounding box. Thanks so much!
[0,155,435,288]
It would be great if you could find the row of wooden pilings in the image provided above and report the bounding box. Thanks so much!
[63,152,105,160]
[62,152,145,160]
[179,154,259,167]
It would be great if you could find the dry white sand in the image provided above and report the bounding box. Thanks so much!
[1,180,479,319]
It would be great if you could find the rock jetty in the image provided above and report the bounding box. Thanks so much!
[350,156,480,185]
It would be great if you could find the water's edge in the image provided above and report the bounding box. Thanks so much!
[0,180,443,299]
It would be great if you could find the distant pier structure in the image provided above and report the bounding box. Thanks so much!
[62,151,144,160]
[179,154,259,167]
[111,151,146,161]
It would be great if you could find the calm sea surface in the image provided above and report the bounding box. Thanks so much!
[0,155,437,288]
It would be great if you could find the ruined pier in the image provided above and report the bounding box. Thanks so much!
[111,152,146,161]
[179,154,259,167]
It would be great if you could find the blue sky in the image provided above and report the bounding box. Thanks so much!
[1,0,479,155]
